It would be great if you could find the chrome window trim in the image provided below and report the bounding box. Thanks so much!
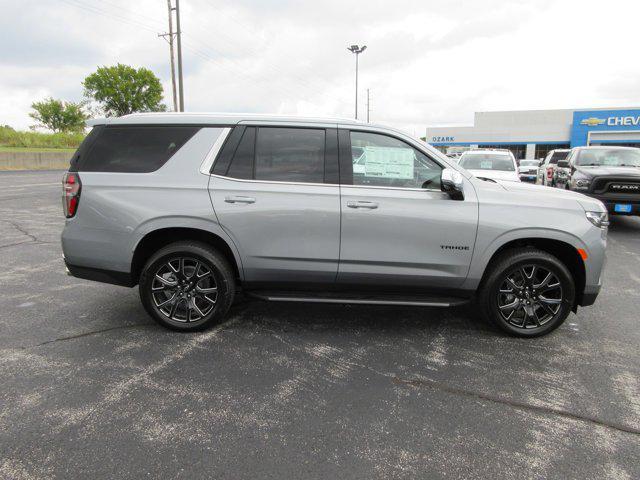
[209,173,443,193]
[199,127,232,175]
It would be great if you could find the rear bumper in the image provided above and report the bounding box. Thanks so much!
[65,260,135,287]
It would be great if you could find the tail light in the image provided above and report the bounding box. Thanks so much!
[547,168,553,179]
[62,172,81,218]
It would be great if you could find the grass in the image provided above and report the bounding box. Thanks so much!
[0,146,76,153]
[0,126,84,150]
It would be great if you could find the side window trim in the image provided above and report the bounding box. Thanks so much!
[338,128,445,191]
[210,125,246,175]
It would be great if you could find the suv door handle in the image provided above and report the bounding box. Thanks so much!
[347,201,378,209]
[225,196,256,204]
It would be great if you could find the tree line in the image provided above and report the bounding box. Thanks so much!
[30,64,166,133]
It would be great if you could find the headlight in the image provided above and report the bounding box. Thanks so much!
[586,211,609,228]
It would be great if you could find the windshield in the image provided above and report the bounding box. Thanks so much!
[459,154,515,171]
[520,160,538,167]
[549,151,568,164]
[575,149,640,167]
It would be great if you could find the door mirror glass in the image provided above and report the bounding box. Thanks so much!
[556,160,569,168]
[441,169,464,200]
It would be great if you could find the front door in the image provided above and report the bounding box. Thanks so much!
[210,126,340,285]
[337,129,478,290]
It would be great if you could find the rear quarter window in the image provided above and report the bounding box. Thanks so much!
[79,125,200,173]
[549,151,568,164]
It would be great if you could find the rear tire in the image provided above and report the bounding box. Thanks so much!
[139,241,236,331]
[478,248,575,337]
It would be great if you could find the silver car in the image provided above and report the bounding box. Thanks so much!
[62,113,608,337]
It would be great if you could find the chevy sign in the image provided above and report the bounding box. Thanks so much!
[571,109,640,147]
[607,115,640,126]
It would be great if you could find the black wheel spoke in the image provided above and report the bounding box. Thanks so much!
[157,292,177,308]
[191,261,200,279]
[169,298,180,319]
[539,295,561,305]
[154,274,177,288]
[196,285,217,293]
[499,299,519,312]
[534,272,552,289]
[538,300,556,317]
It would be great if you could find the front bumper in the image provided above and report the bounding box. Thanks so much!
[581,192,640,216]
[519,173,537,182]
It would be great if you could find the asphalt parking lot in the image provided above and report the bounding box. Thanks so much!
[0,170,639,479]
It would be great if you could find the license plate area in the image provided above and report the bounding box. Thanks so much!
[614,204,632,213]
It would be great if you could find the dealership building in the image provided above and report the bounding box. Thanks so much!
[426,107,640,160]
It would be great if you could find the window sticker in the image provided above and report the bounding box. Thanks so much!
[361,146,414,179]
[480,160,493,169]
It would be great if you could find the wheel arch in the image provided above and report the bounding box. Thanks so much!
[130,225,243,286]
[478,237,586,309]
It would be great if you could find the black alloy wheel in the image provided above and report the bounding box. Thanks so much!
[140,241,235,331]
[480,248,575,337]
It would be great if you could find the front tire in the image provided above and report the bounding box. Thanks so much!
[479,248,575,337]
[139,241,236,331]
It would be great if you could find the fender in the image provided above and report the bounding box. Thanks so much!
[461,227,588,291]
[129,215,245,280]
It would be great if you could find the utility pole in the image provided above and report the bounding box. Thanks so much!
[347,45,366,120]
[366,88,371,123]
[175,0,185,111]
[158,0,178,111]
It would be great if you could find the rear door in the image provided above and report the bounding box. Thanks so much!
[337,128,478,290]
[209,125,340,285]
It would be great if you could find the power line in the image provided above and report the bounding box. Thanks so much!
[61,0,349,109]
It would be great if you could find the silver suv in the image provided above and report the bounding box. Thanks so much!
[62,113,608,337]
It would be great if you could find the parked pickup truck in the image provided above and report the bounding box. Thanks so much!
[561,146,640,216]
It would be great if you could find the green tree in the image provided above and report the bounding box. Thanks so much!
[29,98,88,133]
[83,64,167,117]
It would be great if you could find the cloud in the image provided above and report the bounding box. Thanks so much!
[1,0,640,135]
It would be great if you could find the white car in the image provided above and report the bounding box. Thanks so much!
[458,150,520,182]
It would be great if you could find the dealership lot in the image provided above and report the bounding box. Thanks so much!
[0,170,639,479]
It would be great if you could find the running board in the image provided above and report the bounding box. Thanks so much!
[246,291,470,307]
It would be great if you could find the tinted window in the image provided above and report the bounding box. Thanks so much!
[226,127,255,179]
[575,149,640,167]
[81,126,199,173]
[549,151,568,164]
[69,125,103,172]
[459,154,514,171]
[255,128,325,183]
[350,131,442,189]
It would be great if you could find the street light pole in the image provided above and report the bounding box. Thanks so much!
[348,45,366,120]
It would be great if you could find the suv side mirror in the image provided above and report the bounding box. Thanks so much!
[441,169,464,200]
[557,160,569,168]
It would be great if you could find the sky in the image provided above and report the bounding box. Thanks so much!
[1,0,639,137]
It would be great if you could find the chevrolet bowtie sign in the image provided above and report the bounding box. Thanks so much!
[581,115,640,127]
[580,117,606,126]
